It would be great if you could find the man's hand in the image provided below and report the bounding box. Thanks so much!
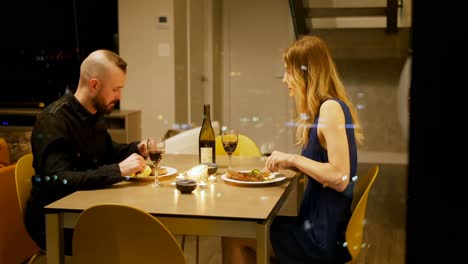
[119,153,147,176]
[137,138,155,158]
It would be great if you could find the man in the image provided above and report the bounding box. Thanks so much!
[25,49,150,255]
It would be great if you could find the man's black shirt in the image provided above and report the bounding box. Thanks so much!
[25,93,140,251]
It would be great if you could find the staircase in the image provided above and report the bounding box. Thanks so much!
[289,0,410,37]
[288,0,412,59]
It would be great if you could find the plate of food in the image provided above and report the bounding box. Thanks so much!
[127,165,178,181]
[221,169,286,185]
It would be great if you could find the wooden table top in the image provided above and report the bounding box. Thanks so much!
[45,154,297,221]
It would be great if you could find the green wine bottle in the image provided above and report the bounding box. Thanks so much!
[198,104,216,164]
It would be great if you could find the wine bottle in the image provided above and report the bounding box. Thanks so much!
[199,104,216,164]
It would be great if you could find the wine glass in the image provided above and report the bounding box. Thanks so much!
[221,129,238,170]
[260,142,274,161]
[148,138,165,188]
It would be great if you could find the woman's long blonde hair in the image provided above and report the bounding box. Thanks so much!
[283,35,364,147]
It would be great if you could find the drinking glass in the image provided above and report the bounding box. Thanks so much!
[148,139,165,188]
[260,142,274,161]
[221,129,238,170]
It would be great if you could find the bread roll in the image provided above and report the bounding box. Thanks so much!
[157,167,168,175]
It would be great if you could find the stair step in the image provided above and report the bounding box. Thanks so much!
[306,7,387,17]
[309,28,411,59]
[309,16,387,29]
[303,0,410,30]
[308,14,410,29]
[304,0,387,8]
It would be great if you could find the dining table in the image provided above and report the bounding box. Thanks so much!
[44,154,303,264]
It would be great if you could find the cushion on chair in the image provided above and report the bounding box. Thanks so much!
[165,127,201,155]
[0,137,11,166]
[165,121,221,155]
[0,131,32,164]
[215,134,262,157]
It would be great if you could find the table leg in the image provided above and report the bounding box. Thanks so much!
[46,213,65,264]
[256,223,270,264]
[196,235,200,264]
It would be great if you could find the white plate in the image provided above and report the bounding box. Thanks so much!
[221,171,286,185]
[127,166,178,181]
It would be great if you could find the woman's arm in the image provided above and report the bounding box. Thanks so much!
[266,100,351,192]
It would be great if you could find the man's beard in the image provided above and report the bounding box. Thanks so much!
[93,97,118,115]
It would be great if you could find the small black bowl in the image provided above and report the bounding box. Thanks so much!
[176,179,197,194]
[201,163,218,175]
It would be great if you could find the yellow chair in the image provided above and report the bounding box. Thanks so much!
[72,203,186,264]
[15,153,47,264]
[345,165,379,263]
[215,134,262,157]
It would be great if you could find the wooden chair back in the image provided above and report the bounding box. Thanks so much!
[346,165,379,262]
[72,204,186,264]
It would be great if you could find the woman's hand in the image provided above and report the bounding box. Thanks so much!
[265,151,297,172]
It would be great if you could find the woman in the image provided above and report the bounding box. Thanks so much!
[222,35,364,264]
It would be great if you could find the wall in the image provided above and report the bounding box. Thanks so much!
[174,0,189,126]
[118,0,176,139]
[187,0,220,126]
[118,0,217,138]
[118,0,298,152]
[222,0,298,155]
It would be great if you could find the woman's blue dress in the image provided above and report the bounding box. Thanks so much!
[270,99,357,264]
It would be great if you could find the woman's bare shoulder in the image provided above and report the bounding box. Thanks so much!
[320,100,344,117]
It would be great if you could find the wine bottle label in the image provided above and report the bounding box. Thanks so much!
[200,147,213,163]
